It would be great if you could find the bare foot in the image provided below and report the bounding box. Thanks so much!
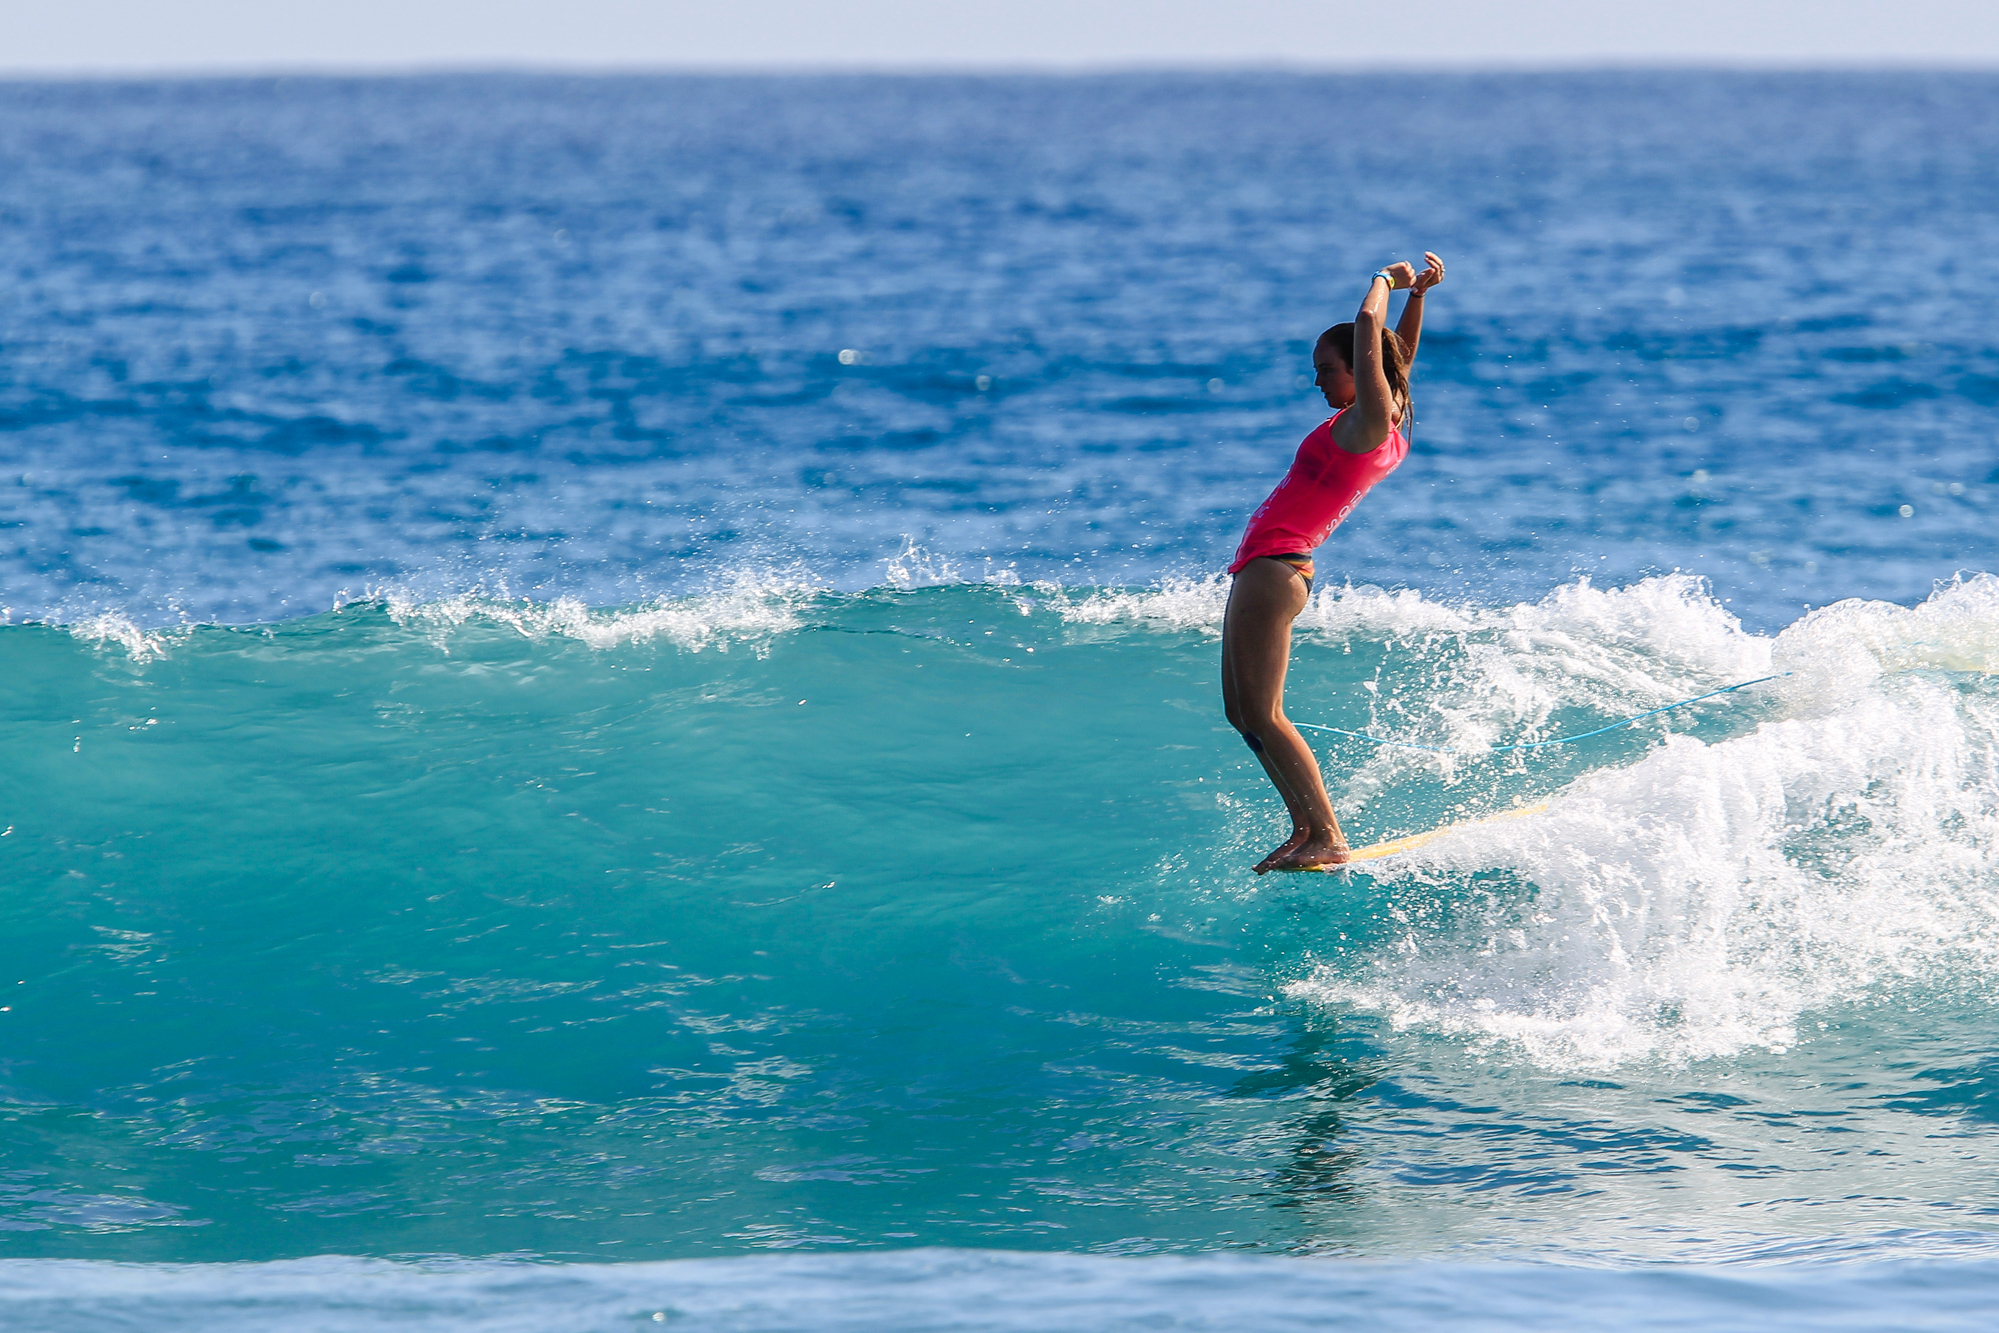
[1256,834,1351,874]
[1253,828,1310,874]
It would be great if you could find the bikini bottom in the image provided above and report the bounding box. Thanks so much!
[1261,552,1314,592]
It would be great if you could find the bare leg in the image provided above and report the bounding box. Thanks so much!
[1222,560,1349,872]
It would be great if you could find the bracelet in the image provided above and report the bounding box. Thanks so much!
[1407,288,1425,298]
[1371,269,1396,290]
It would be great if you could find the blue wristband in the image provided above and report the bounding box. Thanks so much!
[1372,269,1396,289]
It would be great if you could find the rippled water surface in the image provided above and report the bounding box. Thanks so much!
[1,70,1997,1330]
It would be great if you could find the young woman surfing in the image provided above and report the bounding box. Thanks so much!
[1221,253,1444,872]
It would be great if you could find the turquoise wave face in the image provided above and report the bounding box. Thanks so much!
[4,574,1999,1262]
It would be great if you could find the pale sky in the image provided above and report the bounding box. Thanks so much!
[5,0,1998,74]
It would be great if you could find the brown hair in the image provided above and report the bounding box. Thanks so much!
[1320,322,1411,426]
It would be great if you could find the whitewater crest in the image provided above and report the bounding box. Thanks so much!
[1318,575,1775,798]
[370,571,825,654]
[63,613,188,663]
[1049,569,1760,660]
[1289,575,1999,1071]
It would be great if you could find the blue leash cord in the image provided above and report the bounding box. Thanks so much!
[1293,673,1788,755]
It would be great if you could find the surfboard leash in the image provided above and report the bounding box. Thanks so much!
[1293,672,1789,755]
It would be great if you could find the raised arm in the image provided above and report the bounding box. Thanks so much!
[1333,261,1415,454]
[1395,252,1446,366]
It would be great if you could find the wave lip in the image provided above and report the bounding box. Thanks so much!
[376,576,819,655]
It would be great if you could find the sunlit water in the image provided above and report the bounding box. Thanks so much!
[1,70,1997,1329]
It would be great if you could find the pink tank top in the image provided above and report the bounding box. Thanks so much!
[1228,409,1407,574]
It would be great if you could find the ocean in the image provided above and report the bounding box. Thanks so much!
[1,70,1996,1329]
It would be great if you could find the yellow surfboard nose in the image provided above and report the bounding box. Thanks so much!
[1300,801,1550,870]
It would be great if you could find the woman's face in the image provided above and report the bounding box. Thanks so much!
[1312,347,1355,410]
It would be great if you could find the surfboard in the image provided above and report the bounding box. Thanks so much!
[1300,802,1549,870]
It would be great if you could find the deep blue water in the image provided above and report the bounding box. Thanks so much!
[4,71,1996,628]
[1,71,1997,1330]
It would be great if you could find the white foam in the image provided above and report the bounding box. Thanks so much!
[1775,571,1999,692]
[378,571,821,655]
[1289,576,1999,1070]
[1051,570,1763,673]
[65,613,183,663]
[1053,573,1233,632]
[1051,573,1471,637]
[1327,575,1774,787]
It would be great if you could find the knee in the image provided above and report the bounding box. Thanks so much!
[1237,704,1290,750]
[1223,697,1264,750]
[1229,708,1272,752]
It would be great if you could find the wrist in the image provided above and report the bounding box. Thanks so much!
[1371,269,1396,291]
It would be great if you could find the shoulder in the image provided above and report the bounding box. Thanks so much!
[1327,406,1398,457]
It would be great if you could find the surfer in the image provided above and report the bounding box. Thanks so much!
[1222,253,1444,872]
